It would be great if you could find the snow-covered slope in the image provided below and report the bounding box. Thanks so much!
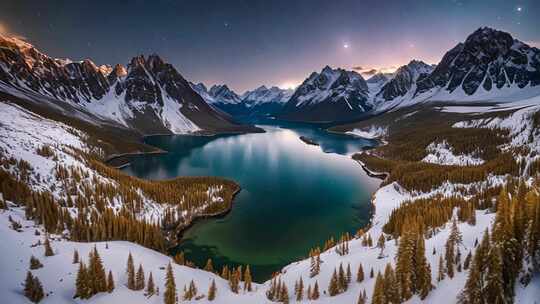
[0,207,266,304]
[2,97,539,303]
[421,140,484,166]
[0,101,234,229]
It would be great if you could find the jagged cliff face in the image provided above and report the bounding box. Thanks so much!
[376,60,434,101]
[0,36,111,102]
[416,27,540,96]
[280,66,371,122]
[0,35,259,135]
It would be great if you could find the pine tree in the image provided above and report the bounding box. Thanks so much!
[357,263,364,282]
[280,283,289,304]
[338,263,347,291]
[370,267,374,278]
[24,271,35,300]
[221,265,229,280]
[371,272,385,304]
[395,223,415,301]
[437,254,445,282]
[460,229,491,303]
[415,236,432,299]
[44,236,54,256]
[244,265,252,292]
[312,281,320,300]
[72,249,79,264]
[126,253,135,290]
[329,269,340,296]
[29,256,43,270]
[208,279,217,301]
[306,285,312,300]
[145,272,155,296]
[107,271,115,293]
[463,251,472,270]
[295,277,304,301]
[183,280,198,300]
[164,263,177,304]
[136,264,145,290]
[229,267,240,293]
[75,262,89,299]
[204,258,214,273]
[377,234,386,257]
[357,289,366,304]
[346,263,352,284]
[485,246,505,303]
[31,275,45,303]
[445,236,455,279]
[89,246,107,293]
[173,252,185,265]
[383,263,399,303]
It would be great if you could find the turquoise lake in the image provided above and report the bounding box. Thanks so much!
[123,123,380,282]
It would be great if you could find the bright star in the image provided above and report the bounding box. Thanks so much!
[343,43,349,49]
[516,6,523,12]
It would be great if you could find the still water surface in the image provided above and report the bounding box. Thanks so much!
[123,123,380,281]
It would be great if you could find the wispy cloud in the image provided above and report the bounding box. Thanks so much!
[526,41,540,48]
[352,65,398,78]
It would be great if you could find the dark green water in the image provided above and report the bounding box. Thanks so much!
[123,123,380,282]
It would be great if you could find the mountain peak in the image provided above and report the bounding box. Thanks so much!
[111,64,127,77]
[416,27,540,96]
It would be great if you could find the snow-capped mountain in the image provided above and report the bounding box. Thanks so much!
[375,60,434,102]
[280,66,371,122]
[366,72,392,85]
[208,84,243,104]
[239,85,293,117]
[192,83,293,117]
[241,85,293,107]
[416,27,540,97]
[0,35,259,135]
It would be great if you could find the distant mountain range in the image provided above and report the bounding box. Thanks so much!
[1,27,538,126]
[0,35,260,135]
[191,82,293,118]
[191,27,540,123]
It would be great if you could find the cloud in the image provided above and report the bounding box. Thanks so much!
[352,65,399,78]
[361,69,378,76]
[526,41,540,48]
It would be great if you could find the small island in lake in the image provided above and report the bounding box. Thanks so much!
[299,136,319,146]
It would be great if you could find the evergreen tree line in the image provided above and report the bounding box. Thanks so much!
[355,152,520,193]
[459,183,540,303]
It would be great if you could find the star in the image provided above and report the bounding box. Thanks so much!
[343,43,349,49]
[516,6,523,12]
[224,22,230,28]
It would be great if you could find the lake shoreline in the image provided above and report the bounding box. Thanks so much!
[123,125,384,282]
[170,186,242,249]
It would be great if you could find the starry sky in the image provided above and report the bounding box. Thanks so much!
[1,0,539,92]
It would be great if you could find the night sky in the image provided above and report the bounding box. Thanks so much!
[1,0,539,92]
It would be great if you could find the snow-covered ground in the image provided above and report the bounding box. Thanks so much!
[7,175,537,303]
[0,206,265,304]
[346,126,387,140]
[1,98,539,303]
[422,140,484,166]
[0,102,226,223]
